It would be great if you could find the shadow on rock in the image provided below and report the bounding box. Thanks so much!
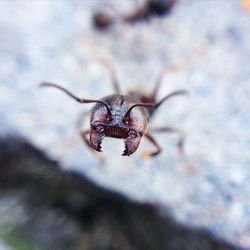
[0,136,241,250]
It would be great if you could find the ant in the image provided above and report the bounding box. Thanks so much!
[39,61,188,158]
[93,0,178,30]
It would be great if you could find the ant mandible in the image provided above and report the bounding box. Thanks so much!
[39,61,188,158]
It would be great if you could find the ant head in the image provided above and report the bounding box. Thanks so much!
[90,95,154,156]
[39,84,154,156]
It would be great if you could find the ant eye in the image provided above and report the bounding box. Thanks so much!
[123,116,130,125]
[105,115,112,122]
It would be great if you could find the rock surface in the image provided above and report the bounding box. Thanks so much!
[0,0,250,249]
[0,136,240,250]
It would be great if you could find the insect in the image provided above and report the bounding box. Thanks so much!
[39,61,188,157]
[125,0,178,24]
[93,0,177,30]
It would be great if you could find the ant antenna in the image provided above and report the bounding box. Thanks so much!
[124,89,188,117]
[125,103,155,117]
[39,82,112,114]
[154,90,189,110]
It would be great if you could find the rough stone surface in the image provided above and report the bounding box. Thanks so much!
[0,1,249,249]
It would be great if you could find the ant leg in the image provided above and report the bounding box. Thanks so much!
[100,60,121,93]
[151,127,186,159]
[153,90,189,111]
[151,45,207,100]
[151,127,199,171]
[143,132,162,157]
[152,61,190,100]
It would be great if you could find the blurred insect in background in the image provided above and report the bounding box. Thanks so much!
[39,61,188,158]
[93,0,178,30]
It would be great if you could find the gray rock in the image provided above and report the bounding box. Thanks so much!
[0,1,249,248]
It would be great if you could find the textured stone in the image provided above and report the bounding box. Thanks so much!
[0,1,249,248]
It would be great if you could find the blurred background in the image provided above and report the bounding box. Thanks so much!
[0,0,250,249]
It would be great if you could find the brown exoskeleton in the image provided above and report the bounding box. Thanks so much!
[93,0,178,30]
[39,61,188,157]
